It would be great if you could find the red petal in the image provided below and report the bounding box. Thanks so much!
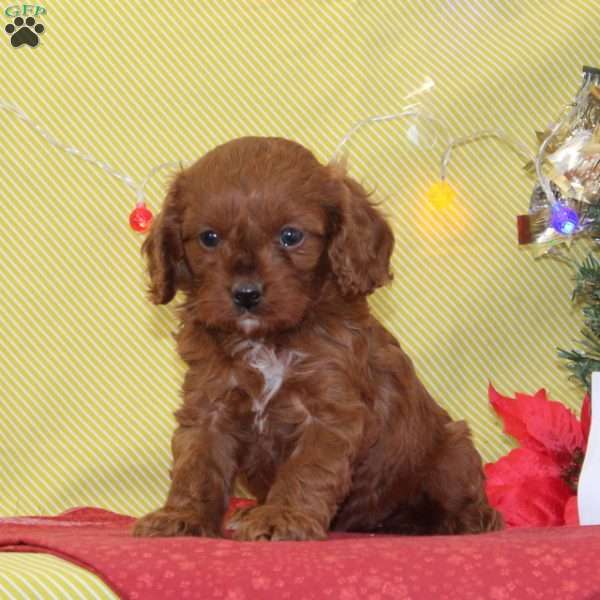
[564,495,580,526]
[489,384,541,449]
[488,384,584,465]
[581,393,591,447]
[485,447,562,487]
[486,476,573,527]
[524,396,584,465]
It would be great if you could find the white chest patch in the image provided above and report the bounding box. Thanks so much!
[234,341,304,431]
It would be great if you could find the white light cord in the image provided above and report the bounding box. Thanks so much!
[331,77,444,162]
[440,129,534,181]
[0,99,186,206]
[332,110,420,162]
[135,160,187,204]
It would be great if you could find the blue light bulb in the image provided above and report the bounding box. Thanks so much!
[550,203,579,235]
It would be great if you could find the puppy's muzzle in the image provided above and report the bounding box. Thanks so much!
[232,282,263,311]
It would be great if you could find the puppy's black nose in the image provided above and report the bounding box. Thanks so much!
[232,283,262,310]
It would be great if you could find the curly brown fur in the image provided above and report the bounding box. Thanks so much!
[133,137,502,541]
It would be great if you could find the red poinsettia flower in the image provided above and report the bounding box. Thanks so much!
[485,384,591,528]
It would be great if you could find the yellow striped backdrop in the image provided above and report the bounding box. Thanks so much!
[0,0,596,518]
[0,553,119,599]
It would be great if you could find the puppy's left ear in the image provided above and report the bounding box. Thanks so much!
[327,170,394,297]
[141,173,187,304]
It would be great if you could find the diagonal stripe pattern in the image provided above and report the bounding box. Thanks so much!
[0,553,119,599]
[0,0,595,517]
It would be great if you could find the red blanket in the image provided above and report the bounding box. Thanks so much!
[1,506,600,600]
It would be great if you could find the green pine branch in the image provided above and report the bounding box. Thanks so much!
[559,251,600,391]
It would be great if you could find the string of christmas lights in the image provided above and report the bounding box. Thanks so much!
[2,75,576,242]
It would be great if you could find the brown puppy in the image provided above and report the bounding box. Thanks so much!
[133,137,502,541]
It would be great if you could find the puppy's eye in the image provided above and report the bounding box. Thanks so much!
[279,227,304,248]
[198,230,221,248]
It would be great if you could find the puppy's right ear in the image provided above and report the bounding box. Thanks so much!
[141,174,186,305]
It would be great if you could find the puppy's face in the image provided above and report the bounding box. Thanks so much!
[143,137,394,337]
[181,139,335,335]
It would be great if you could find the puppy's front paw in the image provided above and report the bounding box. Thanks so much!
[233,505,326,541]
[132,507,220,538]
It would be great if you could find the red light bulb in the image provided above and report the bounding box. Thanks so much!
[129,202,153,233]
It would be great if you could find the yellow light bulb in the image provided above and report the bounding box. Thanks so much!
[426,180,456,210]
